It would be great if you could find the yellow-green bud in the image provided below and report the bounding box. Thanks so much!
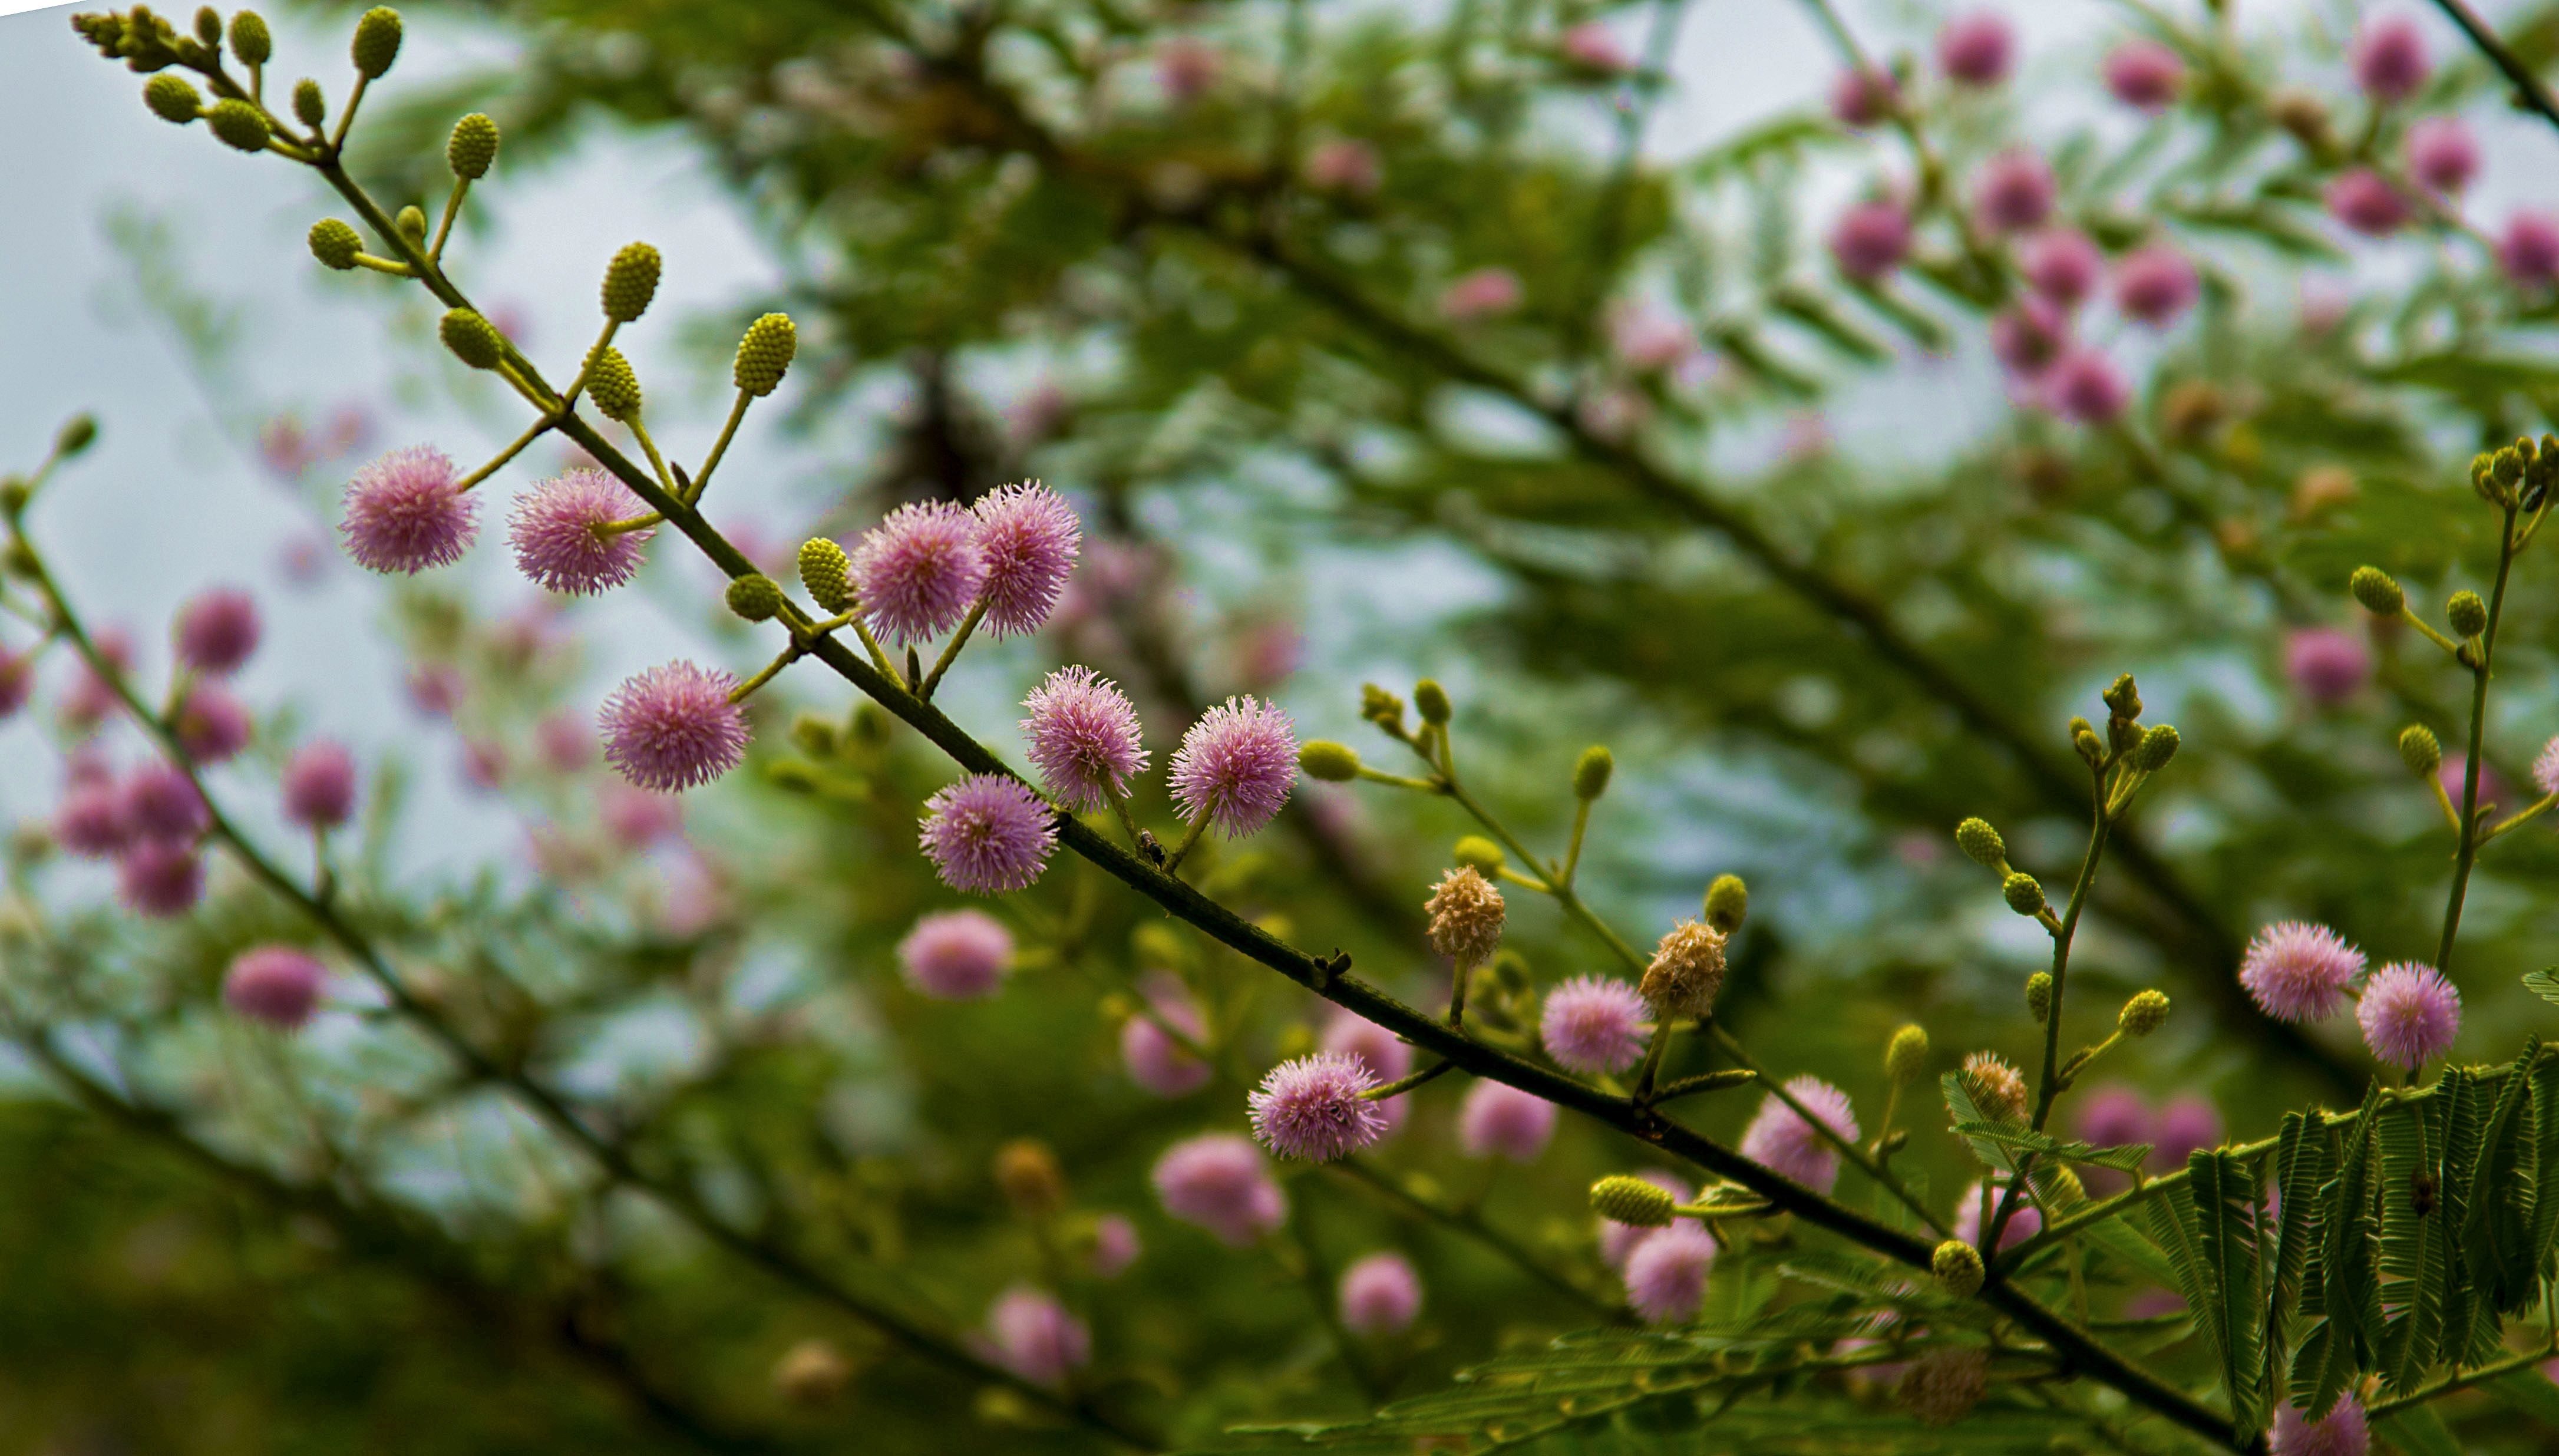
[1932,1239,1985,1298]
[438,308,505,370]
[586,345,642,422]
[2073,727,2105,763]
[1953,817,2006,870]
[2026,971,2052,1024]
[0,480,29,517]
[1886,1024,1929,1085]
[55,415,97,458]
[1360,684,1406,734]
[1413,678,1452,725]
[229,10,270,64]
[351,6,402,79]
[308,217,362,270]
[734,312,797,396]
[2002,872,2045,917]
[1573,745,1613,799]
[2349,565,2402,616]
[204,97,269,151]
[395,207,428,250]
[2448,590,2488,639]
[790,711,838,758]
[195,6,223,45]
[601,241,661,322]
[726,574,784,622]
[2399,724,2442,778]
[1451,835,1505,874]
[292,77,325,130]
[2119,989,2171,1036]
[1298,741,1360,782]
[1589,1174,1676,1228]
[2102,673,2141,720]
[144,72,202,123]
[797,536,850,612]
[1702,874,1748,935]
[447,111,498,179]
[2134,724,2180,772]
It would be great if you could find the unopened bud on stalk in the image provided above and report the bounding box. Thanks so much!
[725,574,783,622]
[1413,678,1451,725]
[585,345,642,422]
[438,308,504,369]
[2101,673,2141,721]
[1703,874,1748,934]
[797,537,851,612]
[2119,989,2171,1036]
[1298,741,1360,782]
[601,241,661,322]
[2026,972,2052,1023]
[994,1138,1068,1217]
[1359,684,1406,735]
[1573,745,1613,799]
[144,71,201,123]
[55,416,97,458]
[790,712,837,758]
[447,111,498,179]
[1450,835,1504,874]
[351,5,402,78]
[2474,453,2502,505]
[292,77,325,129]
[2134,724,2180,772]
[2002,873,2046,917]
[308,217,361,270]
[1589,1174,1676,1228]
[1886,1024,1930,1085]
[2349,566,2403,616]
[2448,590,2488,639]
[2073,727,2105,764]
[1954,817,2006,870]
[395,204,427,246]
[2399,724,2442,778]
[733,312,797,396]
[229,10,270,65]
[205,98,269,151]
[194,6,222,45]
[1932,1239,1985,1297]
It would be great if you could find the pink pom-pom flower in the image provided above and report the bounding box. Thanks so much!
[2114,244,2199,326]
[341,446,478,574]
[972,482,1082,638]
[1738,1075,1860,1194]
[1830,67,1897,127]
[1021,666,1148,811]
[1171,696,1297,837]
[2149,1094,2224,1173]
[2327,170,2411,236]
[1973,150,2056,235]
[2534,735,2559,798]
[1321,1009,1412,1134]
[2104,39,2183,110]
[2022,229,2105,309]
[2240,921,2364,1023]
[223,946,327,1028]
[117,839,204,917]
[2285,628,2370,706]
[1953,1180,2042,1249]
[1624,1221,1716,1324]
[1089,1214,1141,1277]
[55,778,132,857]
[1153,1133,1288,1245]
[919,773,1058,894]
[1440,266,1524,323]
[1539,975,1650,1074]
[1599,1169,1694,1269]
[2350,16,2429,103]
[2499,212,2559,286]
[2357,961,2461,1070]
[174,588,260,675]
[2048,349,2129,424]
[1829,200,1911,282]
[283,741,358,830]
[1338,1252,1423,1335]
[1247,1051,1390,1162]
[1990,298,2069,378]
[123,762,208,843]
[853,501,987,645]
[2406,116,2479,194]
[1303,138,1382,194]
[600,662,750,793]
[982,1286,1089,1388]
[2270,1394,2368,1456]
[1936,11,2013,86]
[897,909,1014,999]
[1121,972,1213,1097]
[1458,1080,1556,1161]
[2076,1085,2155,1148]
[174,683,252,764]
[508,468,652,595]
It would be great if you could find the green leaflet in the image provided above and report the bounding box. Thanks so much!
[2376,1405,2465,1456]
[2264,1110,2329,1409]
[2489,1367,2559,1429]
[2293,1084,2384,1419]
[1940,1069,2021,1174]
[2522,968,2559,1009]
[2188,1148,2269,1437]
[1946,1121,2153,1173]
[2376,1071,2477,1393]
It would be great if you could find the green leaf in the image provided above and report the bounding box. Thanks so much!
[1947,1121,2152,1173]
[2527,969,2559,1008]
[2190,1148,2269,1437]
[2491,1366,2559,1429]
[2293,1085,2384,1418]
[2265,1110,2330,1407]
[1940,1071,2019,1174]
[2376,1405,2465,1456]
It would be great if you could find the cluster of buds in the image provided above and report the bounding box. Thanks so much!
[2470,434,2559,511]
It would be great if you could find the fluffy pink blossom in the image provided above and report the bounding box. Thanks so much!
[1738,1076,1859,1193]
[1089,1214,1141,1277]
[174,588,260,675]
[1953,1180,2042,1249]
[2048,349,2129,424]
[2440,754,2507,812]
[2240,921,2363,1023]
[341,446,478,574]
[2350,16,2429,102]
[61,626,133,730]
[1157,37,1221,104]
[2327,170,2411,236]
[283,741,357,830]
[897,909,1014,999]
[1338,1252,1422,1335]
[1322,1009,1412,1134]
[55,778,131,857]
[853,501,987,645]
[1440,267,1524,323]
[983,1286,1089,1388]
[1022,666,1147,810]
[1973,150,2055,235]
[407,663,463,717]
[1830,67,1897,127]
[1558,21,1631,72]
[537,710,593,772]
[1609,305,1697,374]
[174,684,251,764]
[2500,212,2559,285]
[1152,1133,1288,1245]
[1171,696,1297,837]
[509,468,652,595]
[2114,244,2198,326]
[919,774,1057,893]
[1990,298,2069,378]
[2285,628,2370,706]
[1937,11,2013,86]
[1624,1222,1716,1324]
[461,739,509,792]
[1303,138,1381,194]
[2023,229,2105,309]
[117,839,203,917]
[600,782,683,846]
[1830,200,1911,282]
[2406,116,2479,193]
[972,483,1081,638]
[1538,976,1650,1074]
[2270,1394,2368,1456]
[123,763,207,843]
[600,662,749,792]
[2150,1094,2224,1173]
[2104,40,2182,110]
[2075,1085,2155,1148]
[223,946,326,1029]
[2534,735,2559,798]
[1121,972,1213,1097]
[1249,1051,1389,1162]
[2358,961,2461,1069]
[1458,1080,1556,1161]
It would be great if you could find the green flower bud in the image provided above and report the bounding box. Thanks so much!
[2399,724,2442,778]
[2119,989,2171,1037]
[194,6,222,46]
[2448,590,2488,639]
[1702,874,1748,935]
[2474,452,2502,504]
[1953,816,2006,870]
[1359,684,1406,734]
[2349,565,2403,616]
[1589,1174,1676,1229]
[144,71,202,123]
[2026,971,2052,1024]
[600,240,661,322]
[204,97,269,151]
[229,10,270,65]
[2494,446,2527,490]
[585,345,642,422]
[351,6,402,79]
[2101,672,2141,721]
[789,711,838,758]
[308,217,362,270]
[292,77,325,130]
[2002,872,2046,918]
[1451,835,1505,874]
[797,536,850,612]
[55,415,98,458]
[438,308,505,370]
[733,312,797,396]
[1297,741,1360,782]
[447,111,498,179]
[395,204,427,246]
[725,573,784,622]
[2073,727,2105,764]
[1931,1239,1985,1298]
[2134,724,2180,772]
[1886,1024,1929,1085]
[1413,678,1452,725]
[1573,745,1613,799]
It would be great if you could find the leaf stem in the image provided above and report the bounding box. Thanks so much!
[2436,500,2520,976]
